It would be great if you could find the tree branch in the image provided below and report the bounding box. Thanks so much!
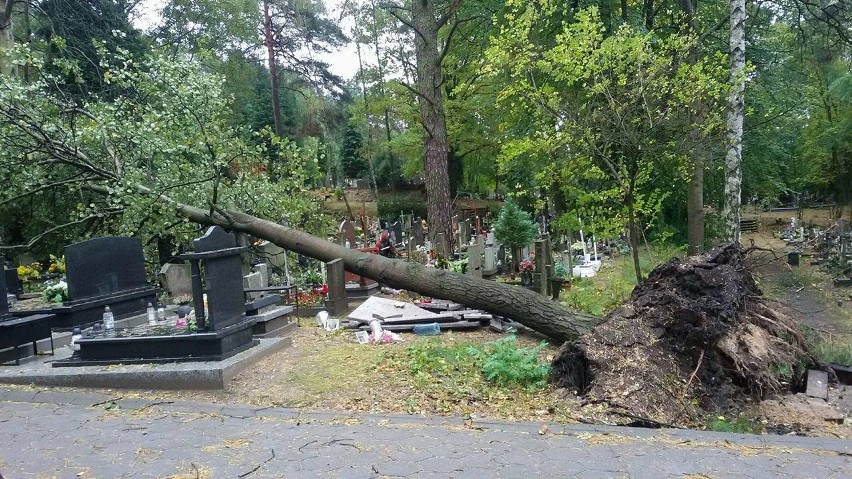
[0,209,124,251]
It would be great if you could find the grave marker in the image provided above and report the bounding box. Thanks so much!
[339,219,358,248]
[467,244,483,278]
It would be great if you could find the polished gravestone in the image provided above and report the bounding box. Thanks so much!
[4,267,22,298]
[56,227,257,366]
[12,237,158,329]
[0,256,55,365]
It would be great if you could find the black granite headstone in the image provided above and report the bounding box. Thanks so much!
[193,227,246,331]
[390,221,403,247]
[0,256,8,317]
[4,268,22,298]
[65,237,148,300]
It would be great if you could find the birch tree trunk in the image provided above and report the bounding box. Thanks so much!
[1,0,15,76]
[723,0,746,243]
[263,0,283,138]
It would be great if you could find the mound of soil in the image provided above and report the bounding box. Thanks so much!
[551,244,822,426]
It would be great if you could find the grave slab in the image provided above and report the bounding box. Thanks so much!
[347,297,436,324]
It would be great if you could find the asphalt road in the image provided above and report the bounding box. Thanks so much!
[1,388,850,478]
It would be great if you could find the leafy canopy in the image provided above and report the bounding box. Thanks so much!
[0,44,326,254]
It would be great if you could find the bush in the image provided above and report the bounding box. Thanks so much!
[481,336,551,390]
[403,335,552,392]
[377,193,427,220]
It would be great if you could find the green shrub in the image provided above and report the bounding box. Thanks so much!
[403,335,552,393]
[377,193,427,220]
[481,336,551,391]
[706,415,761,434]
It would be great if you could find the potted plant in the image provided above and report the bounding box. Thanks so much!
[550,263,570,300]
[519,260,534,286]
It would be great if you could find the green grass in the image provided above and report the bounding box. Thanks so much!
[801,324,852,366]
[389,335,552,400]
[559,244,686,317]
[706,415,762,434]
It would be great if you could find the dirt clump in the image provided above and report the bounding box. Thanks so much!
[552,244,824,427]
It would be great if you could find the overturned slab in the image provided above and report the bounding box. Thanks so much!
[347,296,436,324]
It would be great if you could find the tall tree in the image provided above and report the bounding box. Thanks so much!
[723,0,746,242]
[487,4,726,283]
[387,0,461,245]
[34,0,147,99]
[0,0,13,75]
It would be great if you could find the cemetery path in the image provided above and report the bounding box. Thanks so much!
[0,387,850,478]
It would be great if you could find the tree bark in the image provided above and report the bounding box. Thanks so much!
[686,161,704,255]
[263,0,284,138]
[723,0,746,243]
[1,0,15,76]
[411,0,453,245]
[354,30,379,197]
[175,204,595,343]
[626,191,643,284]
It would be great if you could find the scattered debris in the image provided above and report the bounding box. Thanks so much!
[346,296,490,332]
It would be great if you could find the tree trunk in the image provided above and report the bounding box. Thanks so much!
[371,0,399,190]
[1,0,15,76]
[411,0,453,245]
[354,31,379,198]
[626,193,642,284]
[687,161,704,255]
[175,204,595,343]
[723,0,746,243]
[679,0,703,256]
[263,0,283,138]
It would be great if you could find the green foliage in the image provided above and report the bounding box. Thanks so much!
[481,336,551,390]
[487,4,726,268]
[0,46,328,254]
[376,193,427,220]
[492,199,537,249]
[42,281,68,303]
[404,335,551,393]
[341,119,368,179]
[706,415,761,434]
[801,325,852,367]
[34,0,148,99]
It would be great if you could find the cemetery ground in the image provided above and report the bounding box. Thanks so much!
[7,218,852,441]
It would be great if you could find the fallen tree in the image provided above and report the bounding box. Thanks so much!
[0,51,595,344]
[175,203,596,343]
[551,244,822,426]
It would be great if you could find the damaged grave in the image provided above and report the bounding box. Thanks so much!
[345,296,492,333]
[551,244,829,427]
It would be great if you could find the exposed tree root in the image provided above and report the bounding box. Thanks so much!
[551,244,827,426]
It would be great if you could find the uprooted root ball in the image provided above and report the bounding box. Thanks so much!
[551,244,820,426]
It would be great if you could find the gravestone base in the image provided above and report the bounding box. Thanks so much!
[345,282,380,300]
[245,294,281,317]
[11,287,159,330]
[53,318,258,366]
[250,305,295,338]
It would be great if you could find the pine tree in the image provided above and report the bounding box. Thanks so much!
[492,199,538,274]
